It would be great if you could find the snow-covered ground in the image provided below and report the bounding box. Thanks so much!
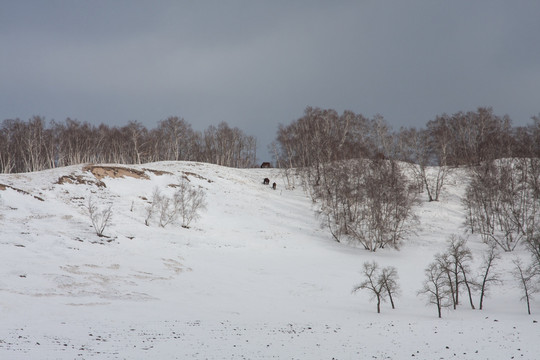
[0,162,538,359]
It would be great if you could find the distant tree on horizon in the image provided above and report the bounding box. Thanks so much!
[0,116,258,173]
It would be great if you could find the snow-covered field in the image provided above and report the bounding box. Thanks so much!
[0,161,538,359]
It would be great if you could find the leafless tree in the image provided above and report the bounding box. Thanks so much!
[56,118,99,166]
[434,252,457,309]
[315,160,362,242]
[418,261,452,318]
[530,114,540,157]
[157,195,176,228]
[142,187,177,228]
[174,177,207,228]
[523,158,540,269]
[423,118,454,201]
[153,116,202,162]
[430,236,476,310]
[121,121,147,164]
[477,243,502,310]
[269,141,296,189]
[0,119,18,173]
[354,159,418,251]
[353,262,383,313]
[447,235,475,309]
[359,160,417,250]
[512,258,538,315]
[380,266,400,309]
[144,187,162,226]
[352,261,399,313]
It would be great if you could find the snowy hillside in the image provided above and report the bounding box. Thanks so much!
[0,162,538,359]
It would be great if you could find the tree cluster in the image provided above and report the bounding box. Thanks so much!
[275,106,540,201]
[354,236,508,318]
[314,159,418,251]
[418,236,501,318]
[273,106,540,252]
[464,158,540,253]
[0,116,257,173]
[274,107,392,175]
[397,108,540,166]
[276,107,540,165]
[275,107,419,250]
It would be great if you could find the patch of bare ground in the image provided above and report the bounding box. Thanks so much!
[56,175,106,188]
[143,168,173,176]
[182,171,213,183]
[83,165,149,180]
[0,183,44,201]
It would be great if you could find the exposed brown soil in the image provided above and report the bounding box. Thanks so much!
[56,175,106,188]
[83,165,149,180]
[143,168,173,176]
[182,171,213,183]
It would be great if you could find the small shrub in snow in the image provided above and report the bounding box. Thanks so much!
[144,178,207,228]
[85,196,113,237]
[157,194,175,228]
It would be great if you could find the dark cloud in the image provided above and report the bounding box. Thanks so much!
[1,1,540,160]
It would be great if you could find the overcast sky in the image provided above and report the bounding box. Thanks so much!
[2,1,540,161]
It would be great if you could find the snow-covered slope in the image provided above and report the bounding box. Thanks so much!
[0,162,538,359]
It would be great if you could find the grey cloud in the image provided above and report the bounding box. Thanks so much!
[1,1,540,160]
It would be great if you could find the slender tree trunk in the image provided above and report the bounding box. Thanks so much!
[445,272,456,309]
[462,273,476,309]
[387,288,395,309]
[479,283,486,310]
[454,264,460,307]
